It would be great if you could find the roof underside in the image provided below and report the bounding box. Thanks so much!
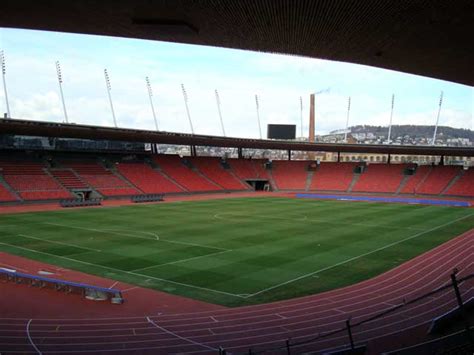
[1,119,473,157]
[1,0,473,86]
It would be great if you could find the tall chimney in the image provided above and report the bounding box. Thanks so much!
[309,93,315,142]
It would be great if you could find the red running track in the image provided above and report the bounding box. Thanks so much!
[0,229,473,354]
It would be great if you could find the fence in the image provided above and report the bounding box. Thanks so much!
[218,271,474,354]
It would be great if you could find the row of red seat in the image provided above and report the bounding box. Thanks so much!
[0,161,73,201]
[0,158,472,202]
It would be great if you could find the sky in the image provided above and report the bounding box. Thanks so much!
[0,28,472,138]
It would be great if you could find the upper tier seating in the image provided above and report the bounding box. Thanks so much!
[228,159,269,180]
[310,163,356,191]
[400,165,432,194]
[352,164,408,193]
[153,155,222,192]
[190,157,247,190]
[443,168,474,197]
[116,162,183,194]
[0,162,72,200]
[415,165,460,195]
[62,162,141,196]
[271,160,309,190]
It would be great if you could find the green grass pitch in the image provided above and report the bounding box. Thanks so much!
[0,197,473,307]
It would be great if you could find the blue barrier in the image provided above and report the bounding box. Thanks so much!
[295,193,471,207]
[0,268,123,303]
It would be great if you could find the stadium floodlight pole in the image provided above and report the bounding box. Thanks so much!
[343,96,351,143]
[299,96,303,137]
[55,61,69,124]
[431,91,443,146]
[215,89,226,136]
[146,76,159,130]
[387,94,395,144]
[104,69,117,128]
[255,94,262,139]
[181,84,194,134]
[1,50,11,118]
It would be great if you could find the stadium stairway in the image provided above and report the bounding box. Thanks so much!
[305,170,314,191]
[48,168,91,190]
[415,166,461,195]
[189,157,249,191]
[352,164,409,193]
[347,172,361,192]
[395,174,411,194]
[0,175,21,202]
[400,165,432,195]
[444,168,474,197]
[440,169,465,195]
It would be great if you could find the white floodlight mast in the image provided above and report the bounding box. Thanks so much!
[146,77,159,130]
[104,69,117,128]
[344,96,351,142]
[299,96,303,137]
[255,94,262,139]
[55,61,69,123]
[432,91,444,146]
[1,50,11,118]
[181,84,194,134]
[215,89,226,137]
[387,94,395,144]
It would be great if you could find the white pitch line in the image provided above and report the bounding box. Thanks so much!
[18,234,101,252]
[0,241,245,299]
[26,319,42,354]
[131,250,232,272]
[146,316,218,351]
[44,223,228,252]
[245,213,474,298]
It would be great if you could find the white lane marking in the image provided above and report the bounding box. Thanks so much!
[146,316,218,351]
[245,213,474,298]
[131,250,232,272]
[26,319,42,354]
[108,281,119,289]
[17,234,102,252]
[0,242,244,299]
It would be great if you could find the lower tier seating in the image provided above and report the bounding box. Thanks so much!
[116,163,183,194]
[415,166,460,195]
[443,168,474,197]
[190,157,247,190]
[310,163,356,191]
[400,166,432,194]
[271,160,309,190]
[352,164,408,193]
[0,184,18,202]
[153,155,222,192]
[228,159,270,180]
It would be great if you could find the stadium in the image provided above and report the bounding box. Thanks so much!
[0,1,473,354]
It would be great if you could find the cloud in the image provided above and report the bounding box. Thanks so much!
[0,28,472,140]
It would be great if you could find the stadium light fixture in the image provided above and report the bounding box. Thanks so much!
[55,61,69,124]
[387,94,395,144]
[1,50,11,118]
[215,89,226,137]
[146,76,159,130]
[431,91,443,146]
[344,96,351,143]
[181,84,194,134]
[255,94,262,139]
[104,69,117,128]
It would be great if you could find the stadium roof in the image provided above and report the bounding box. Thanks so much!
[1,0,473,86]
[1,118,473,157]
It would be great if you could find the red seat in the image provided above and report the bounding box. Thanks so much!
[310,163,357,191]
[190,157,247,190]
[271,161,309,190]
[443,168,474,197]
[415,166,460,195]
[117,163,183,194]
[352,164,409,193]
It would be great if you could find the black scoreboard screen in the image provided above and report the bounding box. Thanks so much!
[267,124,296,139]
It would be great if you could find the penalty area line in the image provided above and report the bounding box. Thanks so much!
[245,212,474,299]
